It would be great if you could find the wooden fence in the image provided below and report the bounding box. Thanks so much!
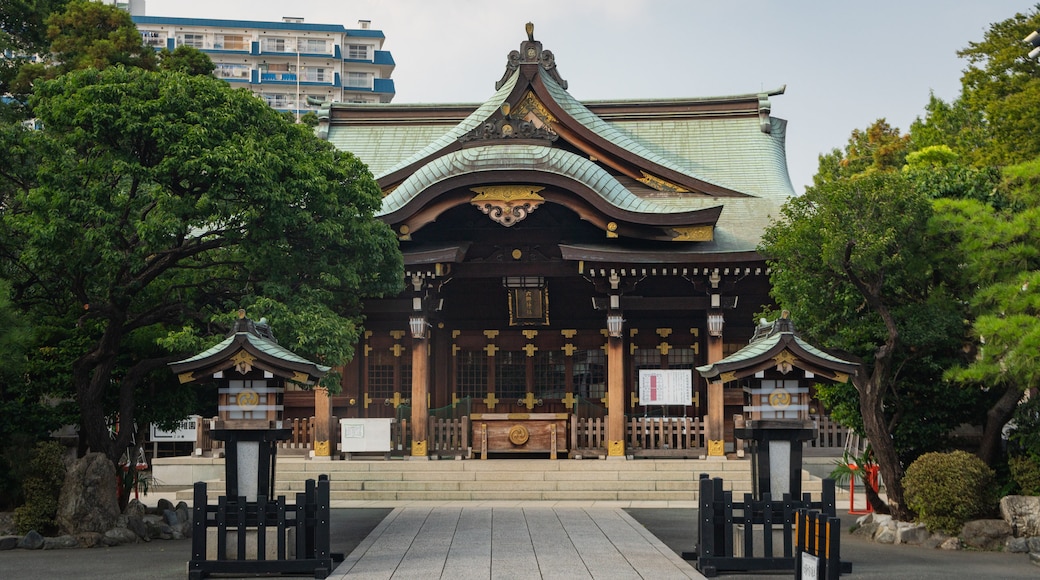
[688,475,849,578]
[809,416,849,450]
[188,476,339,579]
[192,414,850,459]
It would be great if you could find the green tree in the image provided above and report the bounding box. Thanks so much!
[0,66,403,468]
[0,0,70,103]
[920,6,1040,167]
[157,45,215,76]
[812,119,909,188]
[930,161,1040,465]
[6,0,154,110]
[761,169,963,519]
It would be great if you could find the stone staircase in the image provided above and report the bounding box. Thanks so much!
[169,457,828,503]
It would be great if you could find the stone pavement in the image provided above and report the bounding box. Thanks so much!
[330,505,704,579]
[5,496,1040,579]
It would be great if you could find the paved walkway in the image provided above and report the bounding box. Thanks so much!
[329,505,705,580]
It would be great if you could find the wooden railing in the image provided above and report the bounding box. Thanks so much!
[569,416,706,457]
[809,416,849,450]
[427,416,470,458]
[571,416,608,455]
[278,417,314,451]
[628,416,705,457]
[194,414,848,459]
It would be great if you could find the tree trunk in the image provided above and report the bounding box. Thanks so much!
[858,372,909,519]
[977,383,1023,466]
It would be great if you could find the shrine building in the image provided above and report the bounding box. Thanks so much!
[302,24,796,459]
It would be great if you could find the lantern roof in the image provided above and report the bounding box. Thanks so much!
[169,311,330,387]
[696,311,859,384]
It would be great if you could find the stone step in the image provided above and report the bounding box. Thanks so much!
[164,457,835,503]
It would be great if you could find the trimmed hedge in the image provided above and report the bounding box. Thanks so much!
[903,450,996,534]
[12,441,67,535]
[1009,455,1040,496]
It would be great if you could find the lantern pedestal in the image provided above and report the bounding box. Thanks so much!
[734,419,816,500]
[211,426,291,502]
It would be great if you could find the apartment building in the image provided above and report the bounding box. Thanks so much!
[132,15,395,115]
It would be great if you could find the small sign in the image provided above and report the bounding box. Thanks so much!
[149,415,199,442]
[801,552,819,579]
[638,369,693,406]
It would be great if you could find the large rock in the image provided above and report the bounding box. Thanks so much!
[43,535,78,549]
[895,521,930,545]
[123,499,146,520]
[960,519,1012,551]
[873,521,897,544]
[102,526,139,546]
[17,530,44,550]
[1000,495,1040,537]
[56,453,119,535]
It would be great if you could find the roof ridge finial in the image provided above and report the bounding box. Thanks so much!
[526,22,535,42]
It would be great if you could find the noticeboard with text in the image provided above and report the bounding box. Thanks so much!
[149,415,200,442]
[638,369,693,406]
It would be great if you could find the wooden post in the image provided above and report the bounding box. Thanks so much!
[410,337,429,457]
[313,387,331,458]
[707,335,725,457]
[607,335,625,457]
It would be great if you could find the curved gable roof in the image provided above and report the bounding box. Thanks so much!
[379,144,721,222]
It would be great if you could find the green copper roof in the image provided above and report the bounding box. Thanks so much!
[171,332,331,373]
[538,69,734,193]
[374,72,519,180]
[696,318,858,378]
[378,144,719,218]
[613,115,794,201]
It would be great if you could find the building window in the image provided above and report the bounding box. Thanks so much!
[214,34,248,51]
[345,72,370,88]
[347,44,370,59]
[302,67,331,83]
[179,33,205,49]
[573,349,605,400]
[366,349,411,406]
[262,93,292,108]
[215,63,250,80]
[262,37,289,53]
[533,351,566,399]
[298,38,328,53]
[141,31,165,48]
[455,351,487,400]
[495,351,526,402]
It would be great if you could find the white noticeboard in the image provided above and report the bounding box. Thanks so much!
[801,552,819,579]
[149,415,200,442]
[638,369,693,406]
[340,418,393,452]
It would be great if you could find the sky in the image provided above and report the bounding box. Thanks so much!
[144,0,1034,194]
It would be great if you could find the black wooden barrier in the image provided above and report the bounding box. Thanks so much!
[684,475,851,578]
[794,508,843,580]
[188,475,343,579]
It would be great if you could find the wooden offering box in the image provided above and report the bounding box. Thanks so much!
[471,413,568,459]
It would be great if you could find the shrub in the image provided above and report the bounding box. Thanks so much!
[12,441,68,535]
[1009,455,1040,496]
[903,450,996,534]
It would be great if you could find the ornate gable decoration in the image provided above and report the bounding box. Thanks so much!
[495,22,568,91]
[471,186,545,227]
[459,100,558,144]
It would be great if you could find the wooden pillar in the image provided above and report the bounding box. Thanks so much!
[313,386,331,458]
[706,334,725,457]
[410,337,429,457]
[607,335,625,457]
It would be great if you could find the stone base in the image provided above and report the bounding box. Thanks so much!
[206,527,295,560]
